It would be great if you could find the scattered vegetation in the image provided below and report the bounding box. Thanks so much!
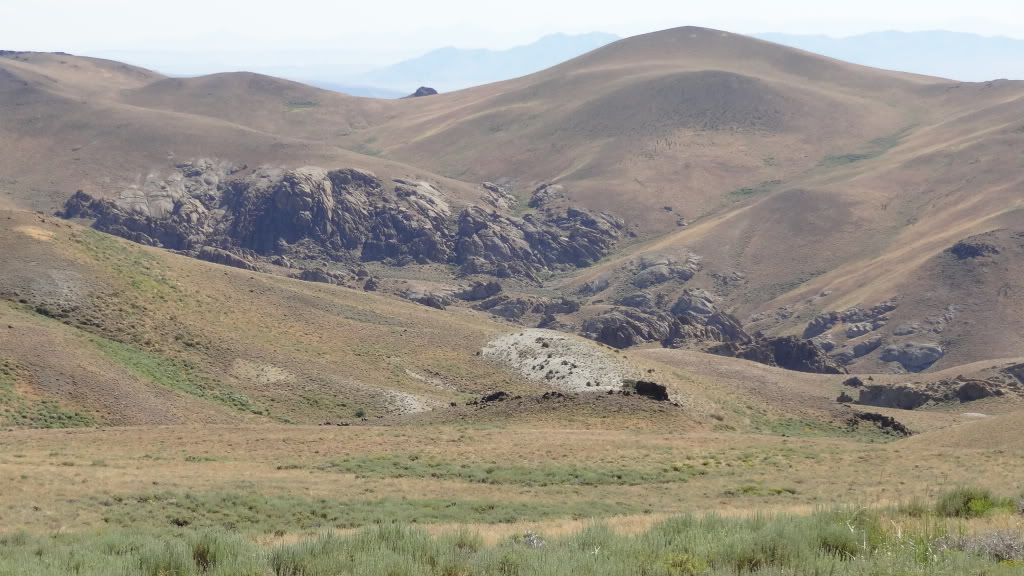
[285,99,319,110]
[91,336,267,416]
[748,413,896,441]
[72,230,178,299]
[0,359,95,428]
[728,179,781,200]
[352,137,383,157]
[90,491,640,532]
[819,126,914,168]
[317,453,704,486]
[2,494,1022,575]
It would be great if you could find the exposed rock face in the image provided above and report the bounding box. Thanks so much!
[61,161,622,280]
[879,342,944,372]
[475,295,580,321]
[455,206,622,279]
[582,308,675,349]
[670,313,749,345]
[847,412,912,436]
[803,312,840,339]
[763,336,846,374]
[481,182,517,211]
[1002,363,1024,384]
[846,321,883,338]
[480,391,511,403]
[616,291,659,309]
[294,268,351,285]
[803,300,896,339]
[712,336,845,374]
[670,289,718,319]
[577,277,611,296]
[403,289,454,310]
[856,376,1017,410]
[456,281,503,301]
[631,255,699,288]
[626,380,670,401]
[857,385,932,410]
[832,335,883,365]
[196,246,258,271]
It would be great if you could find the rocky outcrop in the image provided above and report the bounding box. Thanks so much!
[582,308,675,349]
[616,291,659,309]
[1002,363,1024,385]
[475,294,580,321]
[456,281,503,301]
[407,86,438,98]
[847,412,912,436]
[455,206,622,279]
[879,342,944,372]
[832,335,883,365]
[665,289,750,345]
[803,312,840,339]
[856,376,1017,410]
[481,182,517,211]
[576,276,611,296]
[631,255,699,288]
[803,300,896,339]
[60,161,622,281]
[670,313,749,345]
[670,289,718,319]
[712,336,845,374]
[857,385,932,410]
[403,289,454,310]
[196,246,258,271]
[624,380,670,401]
[294,268,352,285]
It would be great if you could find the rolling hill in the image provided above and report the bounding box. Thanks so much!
[2,25,1023,413]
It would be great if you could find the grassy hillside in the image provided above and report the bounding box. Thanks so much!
[0,210,541,424]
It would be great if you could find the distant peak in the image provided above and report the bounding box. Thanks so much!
[406,86,438,98]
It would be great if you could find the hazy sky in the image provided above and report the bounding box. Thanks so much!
[4,0,1023,69]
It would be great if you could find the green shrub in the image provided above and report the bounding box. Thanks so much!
[3,495,1024,575]
[936,487,1005,518]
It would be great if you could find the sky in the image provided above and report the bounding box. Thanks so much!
[3,0,1023,72]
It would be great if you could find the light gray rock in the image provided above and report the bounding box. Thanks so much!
[671,289,719,320]
[880,342,944,372]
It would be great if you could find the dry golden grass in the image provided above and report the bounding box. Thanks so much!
[0,408,1021,536]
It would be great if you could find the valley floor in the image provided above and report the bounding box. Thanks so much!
[0,419,1022,574]
[1,418,1021,534]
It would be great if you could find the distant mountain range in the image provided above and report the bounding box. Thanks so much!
[87,30,1023,98]
[351,32,620,93]
[755,31,1024,81]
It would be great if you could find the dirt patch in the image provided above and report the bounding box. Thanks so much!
[229,359,297,388]
[14,226,54,241]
